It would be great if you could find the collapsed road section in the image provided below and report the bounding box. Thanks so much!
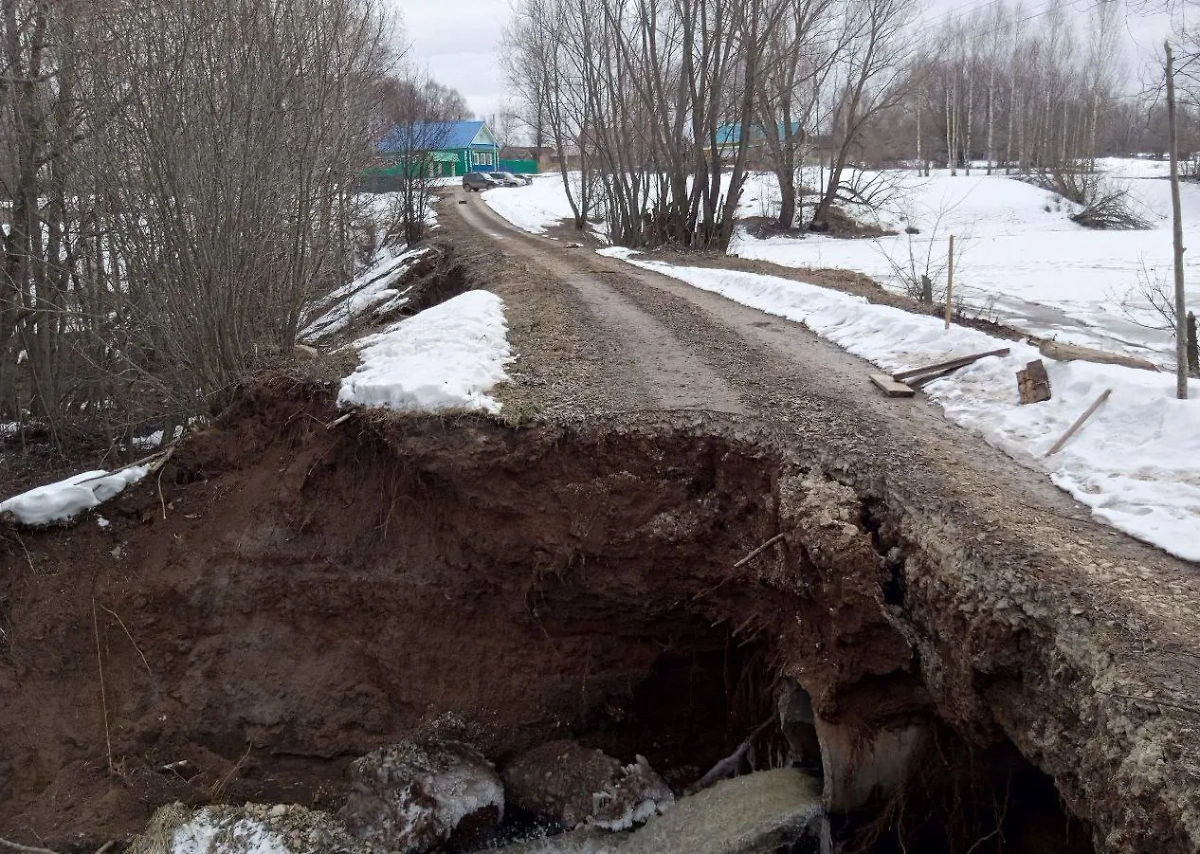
[1,370,1197,853]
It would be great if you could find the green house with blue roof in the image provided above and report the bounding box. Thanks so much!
[713,122,803,152]
[375,120,500,179]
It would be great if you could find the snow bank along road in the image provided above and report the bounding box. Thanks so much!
[450,187,1200,850]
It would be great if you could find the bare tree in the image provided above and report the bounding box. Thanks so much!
[374,71,460,245]
[495,102,523,149]
[0,0,395,449]
[811,0,915,229]
[1166,41,1190,398]
[755,0,839,229]
[504,0,597,230]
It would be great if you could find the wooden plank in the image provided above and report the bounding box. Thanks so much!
[892,348,1011,382]
[870,373,915,397]
[909,367,957,389]
[1045,389,1112,457]
[1036,339,1160,373]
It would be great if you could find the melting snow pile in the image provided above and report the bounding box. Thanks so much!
[338,290,511,413]
[0,465,149,526]
[301,245,437,342]
[602,248,1200,563]
[481,175,579,235]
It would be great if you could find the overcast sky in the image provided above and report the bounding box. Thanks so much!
[393,0,1174,125]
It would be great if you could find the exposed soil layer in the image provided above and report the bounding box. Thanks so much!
[1,378,1095,853]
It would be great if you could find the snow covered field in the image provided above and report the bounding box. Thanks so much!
[733,158,1200,364]
[486,161,1200,364]
[601,247,1200,562]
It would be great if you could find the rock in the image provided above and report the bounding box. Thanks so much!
[592,755,674,831]
[502,740,672,831]
[623,769,822,854]
[493,768,823,854]
[126,802,369,854]
[340,740,504,854]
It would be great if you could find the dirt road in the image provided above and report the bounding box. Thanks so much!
[450,190,1200,852]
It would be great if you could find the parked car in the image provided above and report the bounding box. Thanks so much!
[463,171,500,192]
[488,171,525,187]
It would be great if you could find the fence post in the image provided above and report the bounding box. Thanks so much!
[944,235,956,329]
[1188,311,1199,378]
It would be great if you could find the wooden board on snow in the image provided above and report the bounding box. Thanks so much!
[870,373,915,397]
[892,348,1011,383]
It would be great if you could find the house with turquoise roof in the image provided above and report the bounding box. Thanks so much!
[375,120,500,178]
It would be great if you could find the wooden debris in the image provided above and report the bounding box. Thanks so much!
[1017,359,1052,404]
[892,348,1011,383]
[0,838,57,854]
[1036,339,1160,373]
[1045,389,1112,457]
[870,373,915,397]
[732,533,787,569]
[684,717,776,795]
[909,368,957,390]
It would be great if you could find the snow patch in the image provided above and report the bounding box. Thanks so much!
[482,175,578,234]
[301,246,435,342]
[171,811,291,854]
[338,290,511,413]
[132,425,185,450]
[0,465,149,526]
[609,253,1200,563]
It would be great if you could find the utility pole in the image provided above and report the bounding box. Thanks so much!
[1166,41,1189,399]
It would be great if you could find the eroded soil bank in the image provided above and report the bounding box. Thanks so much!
[0,377,1183,852]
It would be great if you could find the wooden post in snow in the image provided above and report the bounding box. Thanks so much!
[1188,311,1199,378]
[944,235,956,329]
[1166,42,1189,400]
[1045,389,1112,457]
